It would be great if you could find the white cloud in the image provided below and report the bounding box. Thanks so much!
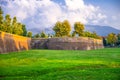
[1,0,108,33]
[65,0,85,10]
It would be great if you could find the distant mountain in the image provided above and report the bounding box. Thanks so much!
[85,25,120,36]
[29,25,120,36]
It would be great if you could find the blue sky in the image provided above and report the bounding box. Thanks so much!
[0,0,120,33]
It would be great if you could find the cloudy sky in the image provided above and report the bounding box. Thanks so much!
[0,0,120,33]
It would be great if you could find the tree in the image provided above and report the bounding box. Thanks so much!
[12,17,18,34]
[16,23,23,35]
[103,37,107,46]
[3,14,12,33]
[73,22,84,36]
[0,7,3,31]
[107,33,118,46]
[22,24,27,36]
[0,7,27,36]
[91,32,100,39]
[53,20,71,37]
[40,31,46,38]
[117,33,120,45]
[27,31,32,37]
[83,31,92,37]
[62,20,71,36]
[34,33,40,38]
[53,21,62,37]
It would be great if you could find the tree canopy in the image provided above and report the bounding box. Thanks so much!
[107,33,118,46]
[72,22,84,36]
[53,20,71,37]
[0,7,27,36]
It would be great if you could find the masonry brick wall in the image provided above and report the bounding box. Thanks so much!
[0,31,104,54]
[31,37,104,50]
[0,31,31,54]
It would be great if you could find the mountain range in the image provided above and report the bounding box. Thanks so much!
[29,25,120,36]
[85,25,120,36]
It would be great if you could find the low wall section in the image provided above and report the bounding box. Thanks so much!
[31,37,104,50]
[0,31,31,54]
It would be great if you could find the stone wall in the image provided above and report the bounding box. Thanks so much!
[0,31,104,54]
[31,37,104,50]
[0,31,31,54]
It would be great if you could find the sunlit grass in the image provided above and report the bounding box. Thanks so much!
[0,48,120,80]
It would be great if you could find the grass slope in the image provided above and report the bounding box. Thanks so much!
[0,48,120,80]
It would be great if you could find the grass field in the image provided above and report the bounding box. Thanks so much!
[0,48,120,80]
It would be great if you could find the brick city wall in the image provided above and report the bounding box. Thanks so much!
[0,31,31,54]
[31,37,104,50]
[0,31,104,54]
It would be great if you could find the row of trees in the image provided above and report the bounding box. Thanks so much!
[53,20,100,39]
[0,7,32,37]
[33,31,48,38]
[103,33,120,47]
[33,20,100,39]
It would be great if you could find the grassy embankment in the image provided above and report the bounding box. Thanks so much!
[0,48,120,80]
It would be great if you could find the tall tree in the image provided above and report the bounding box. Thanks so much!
[103,37,107,46]
[62,20,71,36]
[73,22,84,36]
[117,33,120,45]
[53,20,71,37]
[0,8,27,36]
[0,7,3,31]
[12,17,17,34]
[22,24,27,36]
[3,14,12,33]
[53,21,63,37]
[107,33,118,46]
[16,23,23,35]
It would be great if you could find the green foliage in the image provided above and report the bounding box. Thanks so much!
[83,31,92,37]
[34,33,40,38]
[73,22,84,36]
[22,24,27,36]
[0,8,27,36]
[3,14,12,33]
[27,31,32,37]
[0,48,120,80]
[0,7,3,31]
[116,33,120,46]
[83,31,101,39]
[53,21,101,39]
[53,20,71,37]
[117,33,120,40]
[53,21,62,37]
[103,37,107,46]
[107,33,118,45]
[40,31,47,38]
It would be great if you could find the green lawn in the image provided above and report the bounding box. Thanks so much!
[0,48,120,80]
